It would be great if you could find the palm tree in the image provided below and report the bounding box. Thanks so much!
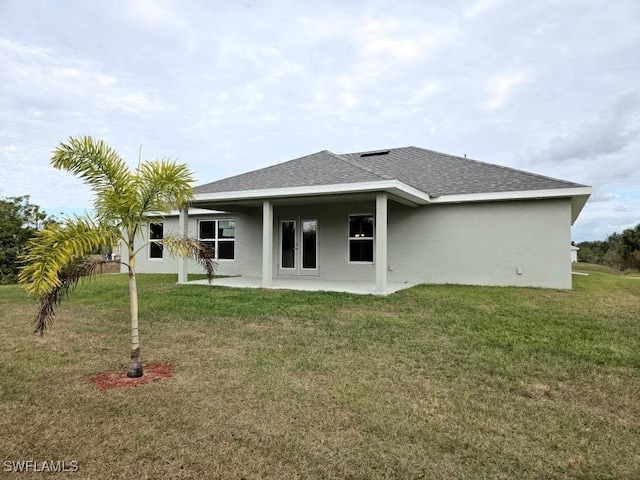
[19,136,215,377]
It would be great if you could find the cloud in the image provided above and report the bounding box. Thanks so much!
[353,18,457,68]
[614,204,631,212]
[484,71,529,110]
[0,145,18,154]
[356,19,453,60]
[572,199,640,241]
[126,0,185,29]
[588,192,618,203]
[464,0,503,19]
[0,38,165,116]
[536,93,640,163]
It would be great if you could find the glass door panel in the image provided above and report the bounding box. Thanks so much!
[301,220,317,270]
[280,220,296,270]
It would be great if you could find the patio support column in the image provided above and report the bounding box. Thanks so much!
[262,200,273,287]
[376,192,388,293]
[177,205,189,283]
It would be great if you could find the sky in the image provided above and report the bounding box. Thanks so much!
[0,0,638,242]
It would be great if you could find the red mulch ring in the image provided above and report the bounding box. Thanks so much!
[92,362,173,391]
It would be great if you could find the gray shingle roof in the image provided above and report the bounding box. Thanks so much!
[195,146,586,197]
[195,150,382,194]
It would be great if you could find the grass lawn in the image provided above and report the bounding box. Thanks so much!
[1,268,639,479]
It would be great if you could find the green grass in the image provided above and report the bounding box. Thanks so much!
[573,262,640,277]
[1,270,639,479]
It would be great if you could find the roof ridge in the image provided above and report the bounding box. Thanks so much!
[327,150,394,181]
[408,146,587,188]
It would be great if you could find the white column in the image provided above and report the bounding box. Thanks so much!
[375,192,388,294]
[177,205,189,283]
[262,200,273,287]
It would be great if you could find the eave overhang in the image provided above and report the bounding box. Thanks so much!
[193,180,431,207]
[192,182,592,223]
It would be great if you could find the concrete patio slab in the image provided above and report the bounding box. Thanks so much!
[183,276,414,295]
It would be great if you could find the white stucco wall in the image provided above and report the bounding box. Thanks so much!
[121,212,262,277]
[387,198,573,289]
[128,197,573,289]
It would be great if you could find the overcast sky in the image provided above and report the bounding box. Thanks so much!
[1,0,638,241]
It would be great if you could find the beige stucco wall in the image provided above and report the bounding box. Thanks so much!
[127,197,573,289]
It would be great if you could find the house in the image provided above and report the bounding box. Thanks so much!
[124,146,591,292]
[571,245,580,263]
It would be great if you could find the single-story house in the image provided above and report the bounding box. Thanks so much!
[124,146,591,292]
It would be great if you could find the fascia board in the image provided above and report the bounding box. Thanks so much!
[146,208,226,218]
[193,180,431,205]
[431,187,592,204]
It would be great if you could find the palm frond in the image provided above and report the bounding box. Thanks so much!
[52,136,135,219]
[135,160,195,217]
[34,259,112,335]
[19,216,119,297]
[162,235,216,282]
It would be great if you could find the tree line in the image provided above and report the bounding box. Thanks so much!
[0,196,58,284]
[577,223,640,270]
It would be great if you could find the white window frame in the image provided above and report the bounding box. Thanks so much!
[347,213,375,264]
[277,218,319,276]
[198,218,236,261]
[148,222,164,260]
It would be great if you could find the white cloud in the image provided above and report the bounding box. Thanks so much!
[411,82,440,103]
[341,92,358,109]
[464,0,503,19]
[484,71,529,110]
[589,192,618,203]
[354,19,457,66]
[572,192,640,241]
[126,0,185,29]
[1,145,18,153]
[369,37,421,58]
[534,93,640,163]
[0,38,164,116]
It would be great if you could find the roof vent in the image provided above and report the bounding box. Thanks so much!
[360,150,390,158]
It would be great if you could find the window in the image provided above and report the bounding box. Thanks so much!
[149,222,163,259]
[349,214,374,263]
[199,219,235,260]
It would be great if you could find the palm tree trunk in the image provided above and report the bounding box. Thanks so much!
[126,243,143,378]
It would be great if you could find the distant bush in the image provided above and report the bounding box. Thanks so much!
[578,223,640,271]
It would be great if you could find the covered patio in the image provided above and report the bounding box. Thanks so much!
[176,185,428,294]
[185,275,415,296]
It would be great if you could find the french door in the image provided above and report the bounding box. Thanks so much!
[278,218,318,276]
